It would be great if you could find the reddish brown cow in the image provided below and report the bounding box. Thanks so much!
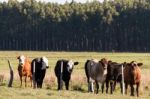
[124,61,143,97]
[17,55,32,87]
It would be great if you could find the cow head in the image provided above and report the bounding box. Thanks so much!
[100,58,108,69]
[130,61,143,69]
[67,60,79,73]
[17,55,26,66]
[41,56,49,70]
[100,58,108,75]
[124,61,143,74]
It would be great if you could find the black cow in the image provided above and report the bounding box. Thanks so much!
[85,58,108,94]
[54,59,79,90]
[106,61,124,94]
[31,56,49,88]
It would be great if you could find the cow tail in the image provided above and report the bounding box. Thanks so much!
[85,60,92,92]
[85,60,90,81]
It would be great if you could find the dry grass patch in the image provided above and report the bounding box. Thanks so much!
[0,74,4,85]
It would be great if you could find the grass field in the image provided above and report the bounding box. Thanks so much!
[0,51,150,99]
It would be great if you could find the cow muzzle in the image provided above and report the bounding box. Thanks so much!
[68,68,73,73]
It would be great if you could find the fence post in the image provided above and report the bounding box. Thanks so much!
[8,60,14,87]
[33,61,36,88]
[122,65,125,95]
[60,61,63,89]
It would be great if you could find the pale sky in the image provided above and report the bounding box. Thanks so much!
[0,0,104,4]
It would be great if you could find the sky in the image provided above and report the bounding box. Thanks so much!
[0,0,104,4]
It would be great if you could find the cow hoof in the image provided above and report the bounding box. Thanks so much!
[131,94,134,96]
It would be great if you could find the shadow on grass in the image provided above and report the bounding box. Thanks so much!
[71,85,86,93]
[47,92,55,96]
[0,83,6,86]
[20,92,34,96]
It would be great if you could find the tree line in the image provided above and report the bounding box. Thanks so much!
[0,0,150,52]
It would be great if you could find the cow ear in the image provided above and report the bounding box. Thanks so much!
[137,63,143,67]
[17,56,19,59]
[108,60,112,64]
[74,62,79,65]
[122,62,127,67]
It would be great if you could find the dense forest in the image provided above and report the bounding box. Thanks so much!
[0,0,150,52]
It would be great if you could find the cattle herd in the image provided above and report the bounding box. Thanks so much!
[16,55,143,97]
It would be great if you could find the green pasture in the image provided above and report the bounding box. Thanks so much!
[0,51,150,99]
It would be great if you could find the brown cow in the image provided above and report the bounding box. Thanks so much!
[124,61,143,97]
[17,55,32,87]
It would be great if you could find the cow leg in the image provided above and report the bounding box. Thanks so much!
[120,82,123,94]
[125,83,128,95]
[39,80,43,88]
[25,76,27,87]
[37,79,43,88]
[90,81,94,93]
[30,76,32,87]
[37,80,41,88]
[113,81,117,91]
[87,78,91,92]
[101,82,104,94]
[20,76,22,87]
[38,76,44,88]
[39,70,46,88]
[136,83,140,97]
[106,80,109,94]
[37,82,40,88]
[65,80,69,90]
[33,79,36,89]
[57,78,63,90]
[95,81,99,94]
[92,82,94,93]
[110,81,113,94]
[89,77,94,93]
[57,79,60,90]
[32,73,36,88]
[88,83,91,92]
[88,83,92,92]
[40,82,43,88]
[130,83,134,96]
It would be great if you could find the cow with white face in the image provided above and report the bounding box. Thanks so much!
[17,55,32,87]
[54,59,79,90]
[31,56,49,88]
[18,55,26,66]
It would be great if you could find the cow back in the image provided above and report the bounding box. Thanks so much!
[18,57,31,76]
[31,58,47,80]
[124,64,141,84]
[31,58,43,73]
[107,62,123,81]
[24,58,31,73]
[85,60,107,82]
[55,60,70,77]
